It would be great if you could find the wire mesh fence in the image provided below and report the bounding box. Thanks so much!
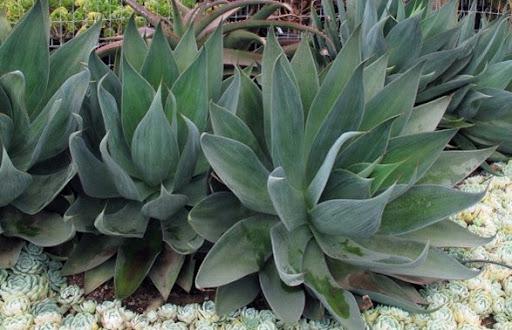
[2,0,511,51]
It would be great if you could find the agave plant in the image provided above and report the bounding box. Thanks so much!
[313,0,512,159]
[0,0,100,268]
[188,30,494,327]
[61,15,224,299]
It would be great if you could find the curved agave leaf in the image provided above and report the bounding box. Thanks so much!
[215,274,260,316]
[149,245,185,300]
[94,201,149,238]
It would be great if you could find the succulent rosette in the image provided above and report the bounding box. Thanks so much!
[0,274,48,301]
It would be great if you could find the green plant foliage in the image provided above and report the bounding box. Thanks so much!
[0,0,100,267]
[62,16,223,300]
[313,0,512,160]
[188,29,493,328]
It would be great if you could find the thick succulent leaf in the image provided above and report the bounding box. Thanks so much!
[418,148,495,186]
[0,72,29,144]
[260,260,305,323]
[386,16,422,71]
[99,134,142,201]
[64,196,105,233]
[322,169,373,200]
[115,221,162,299]
[69,132,119,198]
[0,0,49,111]
[375,129,456,188]
[61,234,122,275]
[176,255,195,293]
[303,242,364,329]
[307,132,363,206]
[305,27,361,151]
[270,223,311,286]
[173,116,200,191]
[141,24,179,89]
[122,16,148,70]
[398,220,494,248]
[142,187,187,220]
[401,96,451,135]
[310,185,394,237]
[148,245,185,300]
[131,87,179,186]
[95,201,149,238]
[121,57,155,144]
[0,148,31,207]
[204,24,223,101]
[363,54,388,102]
[314,232,429,271]
[416,75,475,103]
[84,258,115,294]
[0,207,75,247]
[12,163,76,215]
[45,21,101,104]
[161,209,204,254]
[218,70,241,113]
[291,35,319,113]
[215,274,260,316]
[307,65,364,180]
[188,192,255,242]
[271,56,305,188]
[172,50,209,131]
[380,184,485,235]
[237,71,266,154]
[0,236,24,268]
[173,26,198,72]
[382,247,479,280]
[360,61,424,131]
[477,60,512,89]
[201,134,274,214]
[195,215,277,288]
[268,168,307,231]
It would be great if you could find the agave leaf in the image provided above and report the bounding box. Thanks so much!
[260,260,305,323]
[477,60,512,89]
[0,207,75,247]
[173,26,198,73]
[69,132,119,198]
[115,220,162,299]
[268,168,307,231]
[385,16,422,71]
[0,236,24,268]
[305,27,361,152]
[401,96,451,135]
[416,74,475,103]
[122,16,148,70]
[121,57,155,145]
[310,185,394,237]
[142,187,187,221]
[397,220,494,248]
[215,274,260,316]
[291,35,319,113]
[94,201,149,238]
[270,56,305,189]
[270,223,311,286]
[303,241,364,329]
[189,192,255,242]
[173,116,200,191]
[141,24,179,90]
[322,169,373,200]
[380,184,485,235]
[204,24,223,101]
[84,258,115,294]
[161,209,203,254]
[362,54,388,103]
[64,196,105,233]
[419,148,496,186]
[195,215,277,288]
[0,72,29,145]
[0,0,49,112]
[176,255,195,292]
[201,134,274,214]
[61,234,122,275]
[172,50,208,130]
[44,21,101,105]
[149,245,185,300]
[131,87,179,186]
[218,70,241,113]
[12,163,76,215]
[420,0,457,40]
[0,148,31,207]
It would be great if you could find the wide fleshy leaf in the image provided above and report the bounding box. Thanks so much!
[61,234,122,275]
[188,192,255,242]
[196,215,277,288]
[161,209,204,254]
[0,148,31,207]
[115,221,162,299]
[380,184,485,235]
[148,245,185,300]
[84,258,115,294]
[303,242,364,329]
[215,274,260,316]
[386,16,422,72]
[291,35,319,113]
[259,260,305,323]
[142,186,187,221]
[270,223,311,286]
[122,16,148,70]
[401,96,451,135]
[94,201,149,238]
[173,116,200,191]
[363,54,388,102]
[64,196,105,233]
[322,169,373,200]
[201,134,273,214]
[0,236,24,268]
[0,207,75,247]
[173,26,198,72]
